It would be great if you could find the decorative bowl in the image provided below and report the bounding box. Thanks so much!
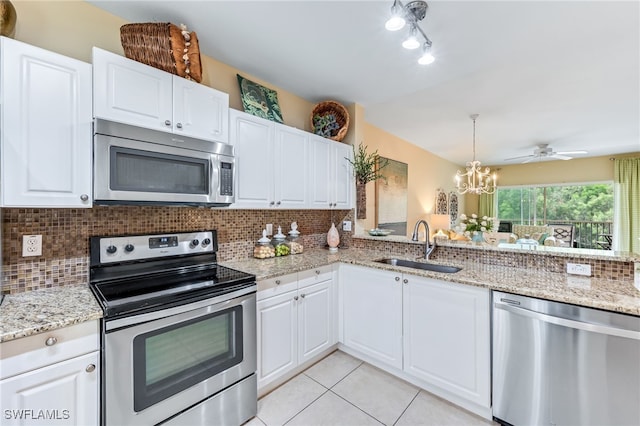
[368,229,392,236]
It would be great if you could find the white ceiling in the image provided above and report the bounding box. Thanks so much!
[88,0,640,166]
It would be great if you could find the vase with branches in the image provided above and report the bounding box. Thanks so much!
[345,142,388,219]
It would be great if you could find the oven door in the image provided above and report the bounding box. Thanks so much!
[103,290,256,426]
[94,134,234,206]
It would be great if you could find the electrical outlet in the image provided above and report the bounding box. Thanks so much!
[266,224,273,235]
[342,221,352,232]
[567,262,591,276]
[22,235,42,257]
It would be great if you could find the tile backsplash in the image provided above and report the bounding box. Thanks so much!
[2,207,353,294]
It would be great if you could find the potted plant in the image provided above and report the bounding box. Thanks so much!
[346,143,388,219]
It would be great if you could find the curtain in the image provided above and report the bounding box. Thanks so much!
[613,158,640,253]
[479,191,496,218]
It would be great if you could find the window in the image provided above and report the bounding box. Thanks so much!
[496,183,614,249]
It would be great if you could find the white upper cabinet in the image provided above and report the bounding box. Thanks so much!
[0,37,92,208]
[229,109,308,208]
[308,135,353,209]
[92,47,228,143]
[172,76,229,142]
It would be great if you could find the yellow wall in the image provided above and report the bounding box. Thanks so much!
[464,152,640,213]
[12,0,314,131]
[359,123,463,237]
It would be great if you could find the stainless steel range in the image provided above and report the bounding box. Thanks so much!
[89,230,257,426]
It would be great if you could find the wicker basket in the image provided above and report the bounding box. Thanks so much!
[311,101,350,142]
[120,23,202,83]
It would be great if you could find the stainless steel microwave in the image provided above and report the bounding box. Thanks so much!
[94,119,234,207]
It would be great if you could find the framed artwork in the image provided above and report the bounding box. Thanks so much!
[449,192,459,227]
[375,157,408,236]
[237,74,284,123]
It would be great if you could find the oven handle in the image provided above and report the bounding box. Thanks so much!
[105,284,256,332]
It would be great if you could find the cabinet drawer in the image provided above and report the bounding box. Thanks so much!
[257,273,298,300]
[0,320,99,380]
[298,265,332,288]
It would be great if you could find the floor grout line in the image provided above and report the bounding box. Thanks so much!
[391,389,421,426]
[327,389,386,426]
[281,388,330,426]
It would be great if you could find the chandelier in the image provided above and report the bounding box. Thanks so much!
[455,114,496,195]
[384,1,435,65]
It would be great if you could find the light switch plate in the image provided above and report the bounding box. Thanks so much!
[22,235,42,257]
[567,262,591,276]
[342,221,352,232]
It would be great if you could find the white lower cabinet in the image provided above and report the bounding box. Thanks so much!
[0,321,100,426]
[340,264,403,369]
[339,264,491,417]
[403,275,491,410]
[257,266,335,390]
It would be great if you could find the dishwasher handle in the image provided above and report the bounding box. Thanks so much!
[494,301,640,340]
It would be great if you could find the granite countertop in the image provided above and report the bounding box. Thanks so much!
[0,284,103,343]
[222,248,640,316]
[2,247,638,344]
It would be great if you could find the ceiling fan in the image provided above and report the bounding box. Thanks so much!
[504,144,588,163]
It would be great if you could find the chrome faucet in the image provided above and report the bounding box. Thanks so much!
[411,219,434,260]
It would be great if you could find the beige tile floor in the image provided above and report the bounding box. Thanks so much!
[246,350,495,426]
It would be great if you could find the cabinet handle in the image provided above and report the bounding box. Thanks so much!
[301,294,305,298]
[395,276,400,282]
[294,296,299,301]
[403,279,409,284]
[80,194,89,202]
[86,364,96,373]
[176,122,183,129]
[45,337,57,346]
[275,280,281,285]
[164,120,172,126]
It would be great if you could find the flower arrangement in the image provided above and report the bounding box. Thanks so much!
[456,213,497,237]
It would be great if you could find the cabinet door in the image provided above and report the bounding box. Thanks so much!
[332,142,353,209]
[173,77,229,143]
[308,135,332,208]
[403,276,491,408]
[93,47,173,132]
[340,265,403,369]
[257,290,298,389]
[229,110,275,208]
[274,126,308,208]
[0,352,99,426]
[1,38,92,207]
[298,280,332,363]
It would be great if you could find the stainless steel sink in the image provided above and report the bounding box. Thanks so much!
[375,258,462,273]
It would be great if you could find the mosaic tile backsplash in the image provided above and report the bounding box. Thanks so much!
[2,207,353,294]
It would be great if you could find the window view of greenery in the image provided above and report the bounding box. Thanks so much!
[496,183,614,249]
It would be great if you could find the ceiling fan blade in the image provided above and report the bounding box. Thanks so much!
[551,154,572,160]
[504,154,534,161]
[522,157,537,164]
[555,150,587,155]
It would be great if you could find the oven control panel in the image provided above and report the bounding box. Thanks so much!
[98,231,215,263]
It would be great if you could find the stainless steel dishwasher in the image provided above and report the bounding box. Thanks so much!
[492,291,640,426]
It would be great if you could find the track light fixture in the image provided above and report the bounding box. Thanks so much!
[384,0,435,65]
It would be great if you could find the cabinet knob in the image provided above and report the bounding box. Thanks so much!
[300,294,305,298]
[45,337,57,346]
[395,276,400,282]
[294,296,299,301]
[275,280,281,285]
[315,270,320,275]
[80,194,89,202]
[176,122,183,129]
[164,120,172,126]
[276,201,281,206]
[403,279,409,284]
[269,201,275,206]
[85,364,96,373]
